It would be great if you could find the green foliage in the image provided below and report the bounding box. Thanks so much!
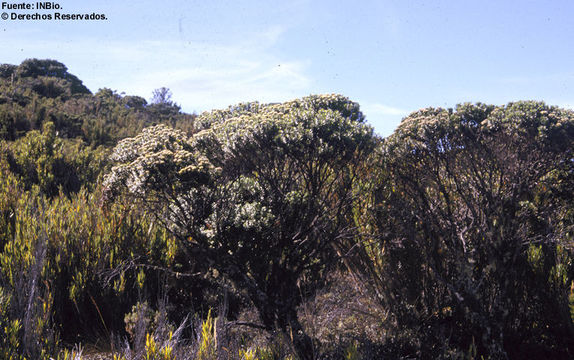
[344,342,360,360]
[239,348,257,360]
[142,332,176,360]
[55,348,83,360]
[0,59,195,146]
[104,94,376,360]
[197,309,217,360]
[353,101,574,358]
[0,153,187,356]
[4,121,107,196]
[2,58,574,358]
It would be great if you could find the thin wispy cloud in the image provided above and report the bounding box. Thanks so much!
[2,0,572,136]
[114,38,311,112]
[363,103,409,117]
[359,102,411,137]
[2,28,313,113]
[130,57,311,112]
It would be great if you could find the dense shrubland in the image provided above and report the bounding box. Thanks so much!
[0,59,573,359]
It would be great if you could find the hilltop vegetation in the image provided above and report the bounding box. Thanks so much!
[0,59,573,359]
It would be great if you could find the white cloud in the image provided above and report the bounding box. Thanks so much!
[3,26,313,113]
[257,25,287,46]
[105,39,312,112]
[363,103,409,117]
[359,102,412,137]
[127,58,312,113]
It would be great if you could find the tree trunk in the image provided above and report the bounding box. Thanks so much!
[279,307,315,360]
[227,264,316,359]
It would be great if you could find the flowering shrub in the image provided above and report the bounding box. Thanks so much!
[104,94,376,360]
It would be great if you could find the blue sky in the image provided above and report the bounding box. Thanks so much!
[1,0,573,136]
